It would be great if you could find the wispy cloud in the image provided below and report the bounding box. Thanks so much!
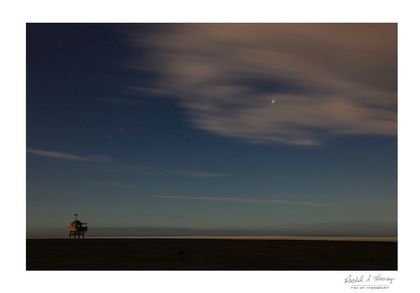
[27,148,113,162]
[156,195,333,207]
[129,24,397,146]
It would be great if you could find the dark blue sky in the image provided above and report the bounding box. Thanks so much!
[26,24,397,237]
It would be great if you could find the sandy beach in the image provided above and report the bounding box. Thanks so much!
[26,238,397,270]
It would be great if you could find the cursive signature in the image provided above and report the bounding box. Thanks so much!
[345,275,365,283]
[345,274,395,285]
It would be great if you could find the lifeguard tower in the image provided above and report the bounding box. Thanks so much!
[66,213,88,239]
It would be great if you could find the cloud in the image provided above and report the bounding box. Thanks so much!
[128,24,397,146]
[27,148,113,162]
[156,195,333,207]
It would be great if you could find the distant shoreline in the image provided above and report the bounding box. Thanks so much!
[26,235,397,242]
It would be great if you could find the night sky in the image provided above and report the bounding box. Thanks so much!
[26,24,397,237]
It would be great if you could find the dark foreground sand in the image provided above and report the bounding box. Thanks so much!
[26,239,397,270]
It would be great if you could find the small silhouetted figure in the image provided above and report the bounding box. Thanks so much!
[66,213,88,239]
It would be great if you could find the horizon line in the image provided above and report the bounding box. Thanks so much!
[27,235,397,242]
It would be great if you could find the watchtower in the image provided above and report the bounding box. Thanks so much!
[66,213,88,239]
